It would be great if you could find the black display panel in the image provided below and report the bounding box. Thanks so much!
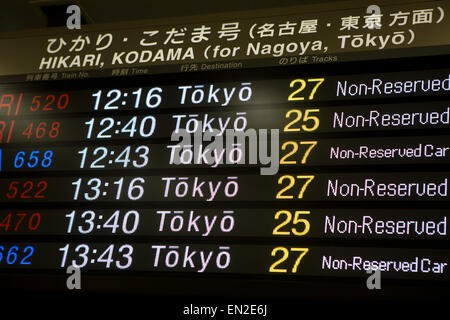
[1,8,450,311]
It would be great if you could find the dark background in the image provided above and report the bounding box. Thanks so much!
[0,0,335,32]
[0,0,449,317]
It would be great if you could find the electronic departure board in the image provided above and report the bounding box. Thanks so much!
[0,0,449,313]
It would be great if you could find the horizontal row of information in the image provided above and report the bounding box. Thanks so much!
[1,135,450,172]
[0,209,447,239]
[0,242,447,280]
[0,173,450,202]
[1,69,449,116]
[1,102,449,144]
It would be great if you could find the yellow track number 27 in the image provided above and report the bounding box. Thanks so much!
[288,78,324,101]
[276,175,315,199]
[269,247,309,273]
